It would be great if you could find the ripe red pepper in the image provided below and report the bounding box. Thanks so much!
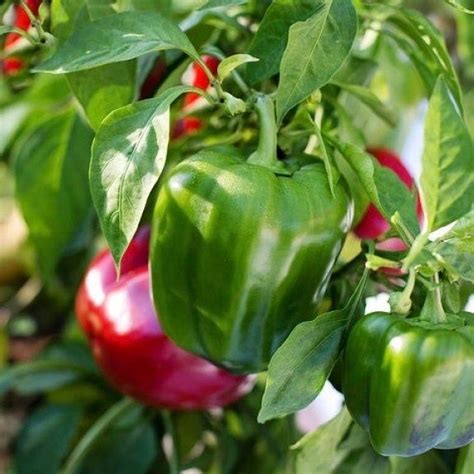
[182,55,220,110]
[75,227,253,410]
[354,148,423,240]
[139,58,167,99]
[3,0,42,76]
[172,55,220,138]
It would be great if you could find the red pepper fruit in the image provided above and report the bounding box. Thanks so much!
[183,55,220,110]
[3,0,41,76]
[75,228,253,410]
[354,148,423,240]
[172,116,202,140]
[139,58,167,99]
[75,227,150,337]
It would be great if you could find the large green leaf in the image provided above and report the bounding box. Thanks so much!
[276,0,357,122]
[245,0,321,85]
[90,86,194,265]
[456,443,474,474]
[51,0,137,130]
[68,63,136,130]
[14,109,94,277]
[430,208,474,284]
[50,0,88,39]
[35,11,200,73]
[420,77,474,231]
[391,451,449,474]
[258,270,368,423]
[15,405,81,474]
[384,8,463,110]
[79,420,157,474]
[292,409,352,473]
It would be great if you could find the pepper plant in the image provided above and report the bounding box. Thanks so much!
[0,0,473,473]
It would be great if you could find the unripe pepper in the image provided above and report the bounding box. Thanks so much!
[151,95,352,373]
[342,312,474,456]
[354,148,423,240]
[75,228,253,410]
[3,0,42,76]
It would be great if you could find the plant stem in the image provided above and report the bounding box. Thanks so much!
[433,273,447,323]
[247,94,291,175]
[62,398,136,474]
[162,410,180,474]
[392,269,416,315]
[1,26,37,45]
[19,0,46,43]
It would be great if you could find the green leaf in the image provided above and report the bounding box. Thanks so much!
[385,8,463,110]
[62,398,142,474]
[444,207,474,241]
[276,0,357,122]
[86,0,116,18]
[432,242,474,283]
[90,86,194,265]
[313,122,338,196]
[217,54,259,82]
[332,140,420,240]
[198,0,246,10]
[68,63,137,130]
[334,424,390,474]
[391,451,450,474]
[35,11,200,73]
[420,77,474,231]
[258,311,347,423]
[14,109,94,278]
[15,405,81,474]
[292,408,352,473]
[79,420,157,474]
[0,343,96,396]
[50,0,88,40]
[245,0,322,85]
[456,443,474,474]
[258,269,368,423]
[332,81,397,127]
[51,0,137,130]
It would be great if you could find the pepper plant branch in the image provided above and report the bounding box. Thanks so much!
[247,94,292,175]
[19,0,47,44]
[0,26,37,45]
[433,272,447,324]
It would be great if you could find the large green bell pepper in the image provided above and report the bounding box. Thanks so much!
[150,95,352,373]
[342,312,474,456]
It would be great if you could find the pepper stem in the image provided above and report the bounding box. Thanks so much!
[420,273,447,324]
[433,273,447,323]
[247,95,292,176]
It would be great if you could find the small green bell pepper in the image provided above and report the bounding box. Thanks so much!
[342,312,474,456]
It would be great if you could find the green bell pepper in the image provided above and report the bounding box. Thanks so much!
[342,312,474,456]
[150,95,352,373]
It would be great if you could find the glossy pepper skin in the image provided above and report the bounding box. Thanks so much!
[354,148,422,240]
[342,312,474,456]
[151,150,352,373]
[75,228,253,410]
